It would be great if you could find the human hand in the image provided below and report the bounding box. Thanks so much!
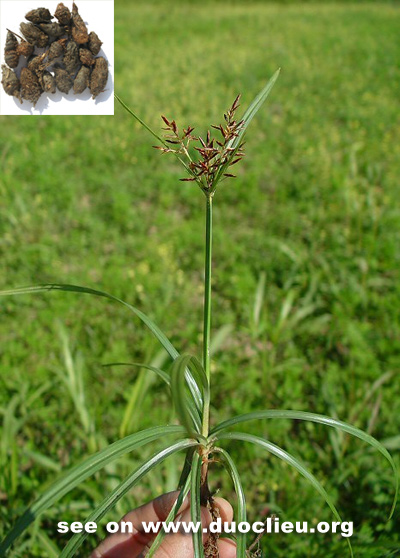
[91,491,236,558]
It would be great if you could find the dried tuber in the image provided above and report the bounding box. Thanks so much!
[41,70,56,94]
[20,22,49,48]
[16,40,34,58]
[79,48,94,66]
[4,31,19,69]
[88,31,102,55]
[20,67,42,106]
[89,56,108,99]
[63,40,79,75]
[47,38,67,61]
[39,22,65,38]
[54,65,73,93]
[1,64,22,102]
[54,3,72,25]
[27,52,47,75]
[71,2,88,44]
[73,64,90,94]
[25,8,52,24]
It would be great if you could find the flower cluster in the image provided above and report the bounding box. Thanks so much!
[154,94,245,195]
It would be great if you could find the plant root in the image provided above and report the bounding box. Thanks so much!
[200,453,220,558]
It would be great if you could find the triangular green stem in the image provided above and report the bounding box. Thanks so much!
[202,194,213,437]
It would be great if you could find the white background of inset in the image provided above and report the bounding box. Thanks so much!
[0,0,114,115]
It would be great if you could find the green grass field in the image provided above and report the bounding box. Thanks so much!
[1,1,400,556]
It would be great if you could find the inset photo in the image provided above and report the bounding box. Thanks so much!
[0,0,114,115]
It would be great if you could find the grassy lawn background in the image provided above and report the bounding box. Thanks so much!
[1,1,399,556]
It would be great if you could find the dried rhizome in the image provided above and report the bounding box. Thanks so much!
[1,2,109,108]
[89,56,108,99]
[1,64,22,102]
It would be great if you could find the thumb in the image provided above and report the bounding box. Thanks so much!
[155,506,212,557]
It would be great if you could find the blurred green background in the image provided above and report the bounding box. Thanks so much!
[1,1,400,556]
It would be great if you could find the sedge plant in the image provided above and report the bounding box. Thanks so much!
[0,70,398,558]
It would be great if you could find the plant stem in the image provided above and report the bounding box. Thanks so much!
[202,194,212,438]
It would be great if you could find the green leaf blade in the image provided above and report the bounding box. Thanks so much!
[211,409,398,519]
[217,432,353,558]
[171,355,205,436]
[115,93,166,145]
[216,448,246,558]
[213,68,280,189]
[146,470,192,558]
[0,425,185,556]
[59,439,198,558]
[115,94,195,179]
[190,451,204,558]
[232,68,280,150]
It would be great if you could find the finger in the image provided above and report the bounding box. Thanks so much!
[218,538,237,558]
[125,490,190,526]
[155,505,212,557]
[212,497,234,524]
[91,491,189,558]
[91,495,235,558]
[157,498,233,556]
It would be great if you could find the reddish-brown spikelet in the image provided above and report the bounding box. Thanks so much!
[156,95,245,192]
